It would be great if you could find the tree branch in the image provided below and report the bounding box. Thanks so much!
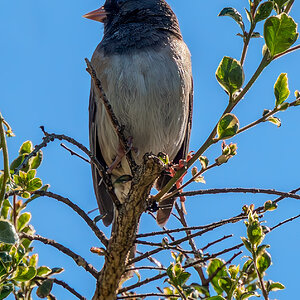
[85,58,137,172]
[33,190,108,247]
[20,233,98,278]
[179,187,300,201]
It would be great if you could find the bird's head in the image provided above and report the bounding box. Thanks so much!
[83,0,180,38]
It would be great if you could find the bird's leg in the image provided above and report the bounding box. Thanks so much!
[107,137,136,174]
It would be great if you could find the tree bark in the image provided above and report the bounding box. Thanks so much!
[93,154,164,300]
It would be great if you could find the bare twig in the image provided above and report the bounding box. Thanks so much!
[36,277,86,300]
[60,143,90,163]
[85,58,137,172]
[273,44,300,60]
[270,213,300,231]
[179,187,300,201]
[174,202,207,286]
[117,293,181,299]
[136,215,246,239]
[20,233,98,278]
[33,190,108,247]
[53,278,87,300]
[202,234,233,251]
[14,128,121,208]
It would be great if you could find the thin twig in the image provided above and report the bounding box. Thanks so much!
[33,190,108,247]
[175,202,207,286]
[60,143,90,163]
[0,113,10,203]
[53,278,87,300]
[117,293,181,299]
[14,128,121,208]
[35,277,86,300]
[85,58,137,172]
[202,234,233,251]
[20,233,98,278]
[273,44,300,60]
[179,187,300,201]
[270,213,300,231]
[284,0,295,14]
[136,215,246,239]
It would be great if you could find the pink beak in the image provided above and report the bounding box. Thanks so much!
[83,6,108,23]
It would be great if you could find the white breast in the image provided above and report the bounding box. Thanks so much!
[92,38,192,185]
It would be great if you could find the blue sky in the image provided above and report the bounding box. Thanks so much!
[1,0,299,299]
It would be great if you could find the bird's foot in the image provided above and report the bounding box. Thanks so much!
[107,137,136,174]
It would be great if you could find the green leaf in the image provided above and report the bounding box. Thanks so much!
[240,291,260,299]
[264,13,298,57]
[264,200,278,211]
[241,237,252,252]
[19,141,33,155]
[255,2,274,23]
[27,178,43,192]
[256,244,270,257]
[274,73,290,106]
[10,155,25,171]
[0,220,19,244]
[27,170,36,181]
[247,221,264,246]
[17,212,32,232]
[190,284,210,297]
[274,0,290,9]
[256,251,272,273]
[278,102,289,111]
[219,277,232,294]
[207,259,228,295]
[0,284,13,300]
[13,266,37,281]
[177,271,191,286]
[216,57,244,95]
[199,156,209,169]
[228,264,239,279]
[29,254,39,267]
[36,278,54,298]
[0,252,12,264]
[267,281,285,291]
[30,150,43,169]
[1,199,12,219]
[245,8,253,23]
[207,297,226,300]
[217,113,239,140]
[267,116,281,127]
[218,7,245,32]
[37,266,52,277]
[50,267,64,274]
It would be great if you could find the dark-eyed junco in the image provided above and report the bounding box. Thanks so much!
[84,0,193,227]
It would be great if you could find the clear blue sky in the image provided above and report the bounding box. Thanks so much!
[1,0,299,299]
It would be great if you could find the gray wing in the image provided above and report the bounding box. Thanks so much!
[156,79,193,226]
[89,86,114,226]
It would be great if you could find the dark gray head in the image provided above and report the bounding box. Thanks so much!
[84,0,182,54]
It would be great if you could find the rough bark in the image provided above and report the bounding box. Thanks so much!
[92,154,165,300]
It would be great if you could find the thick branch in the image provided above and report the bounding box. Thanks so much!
[93,154,164,300]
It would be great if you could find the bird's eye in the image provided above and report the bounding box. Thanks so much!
[116,0,126,6]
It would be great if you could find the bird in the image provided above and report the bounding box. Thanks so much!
[84,0,193,227]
